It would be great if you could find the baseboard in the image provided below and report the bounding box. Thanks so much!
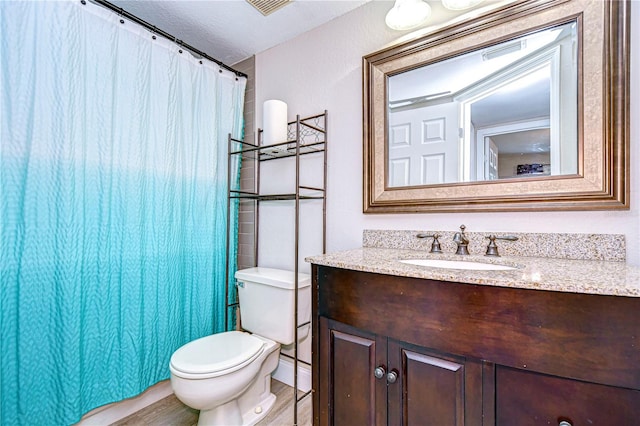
[76,380,173,425]
[271,356,311,392]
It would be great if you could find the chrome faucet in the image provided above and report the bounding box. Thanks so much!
[453,225,469,255]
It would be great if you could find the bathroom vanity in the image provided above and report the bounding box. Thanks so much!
[308,247,640,426]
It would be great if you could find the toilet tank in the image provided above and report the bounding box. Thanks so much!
[235,267,311,346]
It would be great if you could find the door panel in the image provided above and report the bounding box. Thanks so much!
[388,341,465,426]
[323,318,386,426]
[486,137,499,180]
[388,102,460,186]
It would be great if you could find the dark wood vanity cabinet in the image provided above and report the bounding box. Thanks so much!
[312,265,640,426]
[319,317,478,425]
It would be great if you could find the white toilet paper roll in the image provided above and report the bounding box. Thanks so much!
[262,100,288,145]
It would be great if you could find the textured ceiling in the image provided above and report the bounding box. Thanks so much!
[106,0,373,66]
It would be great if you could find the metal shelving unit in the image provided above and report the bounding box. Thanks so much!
[225,111,327,425]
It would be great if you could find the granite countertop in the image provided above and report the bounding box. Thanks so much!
[306,247,640,297]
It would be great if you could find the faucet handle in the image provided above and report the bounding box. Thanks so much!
[417,233,442,253]
[485,235,518,257]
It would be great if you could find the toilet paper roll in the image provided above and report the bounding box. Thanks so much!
[262,100,288,146]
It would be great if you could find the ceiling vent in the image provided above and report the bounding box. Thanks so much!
[246,0,292,16]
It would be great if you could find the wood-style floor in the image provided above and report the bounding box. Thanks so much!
[111,379,312,426]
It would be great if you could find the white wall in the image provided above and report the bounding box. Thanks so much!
[255,1,640,267]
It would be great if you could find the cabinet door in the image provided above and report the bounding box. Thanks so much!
[387,340,467,426]
[319,317,387,426]
[496,365,640,425]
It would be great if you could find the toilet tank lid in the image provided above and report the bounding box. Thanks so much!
[235,267,311,289]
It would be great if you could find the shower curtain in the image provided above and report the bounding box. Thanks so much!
[0,1,246,424]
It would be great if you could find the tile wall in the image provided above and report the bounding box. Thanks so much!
[233,56,256,271]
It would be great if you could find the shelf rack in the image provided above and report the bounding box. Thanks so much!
[225,111,327,425]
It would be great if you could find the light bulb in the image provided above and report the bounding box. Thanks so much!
[385,0,432,31]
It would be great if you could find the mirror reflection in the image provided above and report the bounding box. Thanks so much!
[387,20,577,187]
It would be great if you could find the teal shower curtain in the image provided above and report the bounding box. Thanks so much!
[0,1,245,424]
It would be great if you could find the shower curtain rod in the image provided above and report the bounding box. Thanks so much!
[87,0,248,78]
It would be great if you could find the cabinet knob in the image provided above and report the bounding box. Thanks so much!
[387,370,398,384]
[374,366,386,379]
[558,422,572,426]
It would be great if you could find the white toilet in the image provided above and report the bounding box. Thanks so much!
[169,267,311,426]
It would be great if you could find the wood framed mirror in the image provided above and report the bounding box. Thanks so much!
[363,0,629,213]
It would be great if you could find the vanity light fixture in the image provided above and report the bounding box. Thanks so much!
[385,0,432,31]
[441,0,484,10]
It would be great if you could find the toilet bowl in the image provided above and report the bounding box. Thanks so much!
[170,331,280,426]
[169,267,311,426]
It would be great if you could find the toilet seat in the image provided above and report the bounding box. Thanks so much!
[170,331,265,379]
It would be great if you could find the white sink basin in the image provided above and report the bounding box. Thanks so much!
[400,259,516,271]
